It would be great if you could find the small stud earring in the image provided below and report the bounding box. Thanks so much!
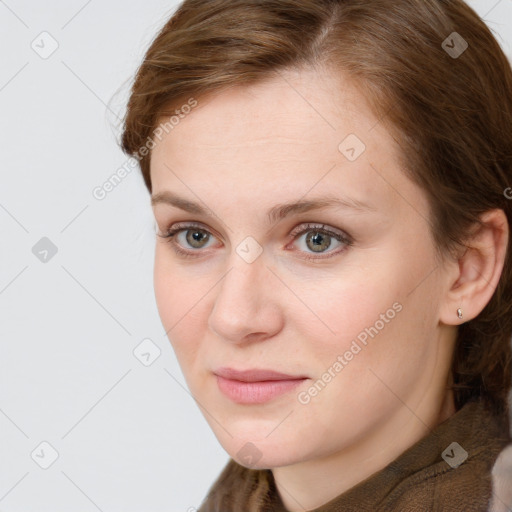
[457,308,463,319]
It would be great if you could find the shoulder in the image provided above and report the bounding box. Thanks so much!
[197,458,276,512]
[488,442,512,511]
[374,399,511,511]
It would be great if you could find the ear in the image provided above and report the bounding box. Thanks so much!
[439,209,509,326]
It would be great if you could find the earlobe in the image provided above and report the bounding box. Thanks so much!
[439,209,509,326]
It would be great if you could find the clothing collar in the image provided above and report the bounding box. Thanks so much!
[199,399,511,511]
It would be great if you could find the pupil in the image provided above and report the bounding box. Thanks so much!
[307,232,331,253]
[187,230,208,248]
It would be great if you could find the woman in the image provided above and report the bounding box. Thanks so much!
[120,0,512,510]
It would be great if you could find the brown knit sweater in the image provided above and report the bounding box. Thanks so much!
[197,399,511,511]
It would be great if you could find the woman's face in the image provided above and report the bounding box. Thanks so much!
[150,66,457,469]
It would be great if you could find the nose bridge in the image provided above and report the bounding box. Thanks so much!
[208,247,279,341]
[217,250,266,315]
[220,234,269,304]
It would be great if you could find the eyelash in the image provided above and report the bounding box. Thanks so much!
[157,222,354,261]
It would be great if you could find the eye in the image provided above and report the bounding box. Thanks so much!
[157,222,353,260]
[157,222,218,258]
[288,223,353,260]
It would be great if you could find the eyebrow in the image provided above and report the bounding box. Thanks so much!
[151,191,377,224]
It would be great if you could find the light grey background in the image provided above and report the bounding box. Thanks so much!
[0,1,511,511]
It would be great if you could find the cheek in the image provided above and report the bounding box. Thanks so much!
[153,249,205,355]
[153,249,177,323]
[288,267,400,353]
[153,245,200,315]
[287,248,433,380]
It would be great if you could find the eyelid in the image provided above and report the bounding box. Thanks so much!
[159,221,353,259]
[160,221,221,242]
[285,223,353,261]
[161,221,351,241]
[288,223,351,242]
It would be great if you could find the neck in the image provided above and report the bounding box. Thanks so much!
[272,385,456,512]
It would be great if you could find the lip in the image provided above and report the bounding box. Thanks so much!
[214,367,307,382]
[214,367,308,404]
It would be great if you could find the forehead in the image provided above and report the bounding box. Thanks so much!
[153,66,371,153]
[150,66,428,222]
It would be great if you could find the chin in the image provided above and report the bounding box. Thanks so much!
[218,434,309,470]
[233,450,299,471]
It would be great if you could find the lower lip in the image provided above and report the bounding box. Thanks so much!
[216,375,307,404]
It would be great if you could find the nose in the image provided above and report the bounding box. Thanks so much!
[207,254,284,344]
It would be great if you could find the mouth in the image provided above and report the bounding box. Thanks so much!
[214,367,308,404]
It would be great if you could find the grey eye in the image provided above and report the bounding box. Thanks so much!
[305,231,333,253]
[183,229,211,249]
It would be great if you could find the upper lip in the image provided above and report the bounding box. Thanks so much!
[214,367,307,382]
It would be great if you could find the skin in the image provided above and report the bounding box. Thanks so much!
[149,65,509,511]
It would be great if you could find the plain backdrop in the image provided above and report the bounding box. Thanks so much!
[0,1,511,511]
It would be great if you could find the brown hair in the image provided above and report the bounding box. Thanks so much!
[120,0,512,419]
